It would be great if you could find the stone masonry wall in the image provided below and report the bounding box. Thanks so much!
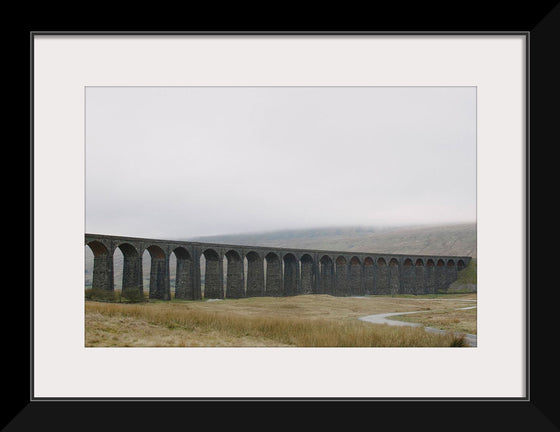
[85,234,472,300]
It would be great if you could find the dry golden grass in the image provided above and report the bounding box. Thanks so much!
[86,311,289,347]
[389,307,477,335]
[85,294,476,347]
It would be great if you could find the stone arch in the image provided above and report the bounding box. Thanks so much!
[87,240,109,256]
[246,251,264,297]
[319,255,334,295]
[435,259,446,293]
[203,248,223,299]
[415,258,426,294]
[283,253,298,296]
[349,256,363,296]
[402,258,415,294]
[444,259,457,290]
[172,247,197,300]
[265,252,282,296]
[85,235,471,300]
[117,243,143,295]
[146,245,170,300]
[300,254,315,294]
[335,256,349,296]
[363,257,374,295]
[388,258,400,295]
[86,240,113,292]
[425,259,436,293]
[225,250,245,298]
[146,245,165,259]
[376,257,389,295]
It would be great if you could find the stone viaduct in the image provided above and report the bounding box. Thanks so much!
[85,233,472,300]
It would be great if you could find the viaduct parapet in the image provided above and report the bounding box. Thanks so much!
[85,233,472,300]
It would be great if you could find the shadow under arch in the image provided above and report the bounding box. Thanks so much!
[402,258,415,295]
[225,249,245,298]
[172,247,198,300]
[117,243,143,295]
[319,255,334,295]
[349,256,363,296]
[335,256,348,296]
[265,252,282,297]
[376,257,389,295]
[415,258,426,294]
[246,251,264,297]
[85,240,113,292]
[363,257,374,295]
[300,254,315,294]
[388,258,400,295]
[145,245,169,300]
[445,259,457,290]
[435,259,446,293]
[425,259,436,293]
[283,253,298,296]
[203,249,222,299]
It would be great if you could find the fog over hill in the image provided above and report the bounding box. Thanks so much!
[188,222,477,258]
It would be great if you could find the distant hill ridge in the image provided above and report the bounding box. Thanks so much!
[188,222,477,258]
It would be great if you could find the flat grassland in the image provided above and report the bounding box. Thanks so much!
[85,293,476,347]
[389,306,477,335]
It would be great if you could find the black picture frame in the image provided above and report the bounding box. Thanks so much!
[14,3,558,429]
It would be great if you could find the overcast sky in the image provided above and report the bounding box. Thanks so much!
[85,86,476,239]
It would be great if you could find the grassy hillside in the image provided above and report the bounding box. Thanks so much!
[190,222,476,257]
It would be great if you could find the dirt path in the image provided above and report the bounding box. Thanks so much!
[358,302,477,347]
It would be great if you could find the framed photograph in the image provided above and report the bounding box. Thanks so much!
[19,8,555,429]
[34,31,522,394]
